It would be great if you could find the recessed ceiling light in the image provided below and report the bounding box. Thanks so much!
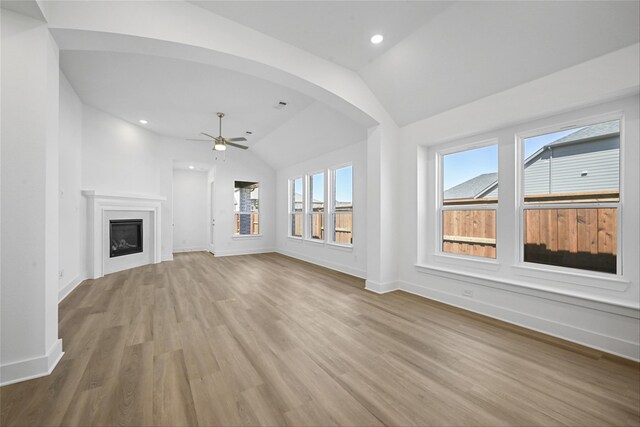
[139,119,148,124]
[188,165,195,170]
[370,34,384,44]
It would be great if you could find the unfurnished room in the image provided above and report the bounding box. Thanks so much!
[1,1,639,426]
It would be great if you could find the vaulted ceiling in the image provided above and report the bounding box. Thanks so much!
[190,1,453,71]
[60,50,315,142]
[56,1,639,169]
[193,1,639,126]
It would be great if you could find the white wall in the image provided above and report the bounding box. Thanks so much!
[277,141,367,278]
[395,46,640,360]
[172,169,209,252]
[58,72,84,300]
[1,9,63,385]
[80,105,275,265]
[211,151,276,257]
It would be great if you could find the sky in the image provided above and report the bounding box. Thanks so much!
[335,165,352,203]
[443,145,498,191]
[443,127,582,191]
[311,172,324,202]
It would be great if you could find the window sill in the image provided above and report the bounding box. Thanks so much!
[511,263,630,292]
[432,253,500,271]
[287,236,303,242]
[414,263,638,311]
[327,242,353,251]
[232,234,263,240]
[304,238,325,246]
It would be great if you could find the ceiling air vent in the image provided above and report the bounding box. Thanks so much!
[273,101,287,110]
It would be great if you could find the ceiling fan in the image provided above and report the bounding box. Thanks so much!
[187,112,248,151]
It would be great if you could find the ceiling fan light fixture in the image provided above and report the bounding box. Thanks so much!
[214,142,226,151]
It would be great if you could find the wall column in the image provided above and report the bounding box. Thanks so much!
[1,10,62,385]
[365,121,400,292]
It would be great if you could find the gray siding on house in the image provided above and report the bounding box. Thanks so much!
[524,150,551,195]
[483,186,498,198]
[550,137,619,193]
[446,130,619,200]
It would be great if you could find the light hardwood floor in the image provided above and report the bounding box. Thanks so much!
[1,252,639,426]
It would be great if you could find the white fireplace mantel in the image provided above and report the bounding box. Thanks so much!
[83,190,166,279]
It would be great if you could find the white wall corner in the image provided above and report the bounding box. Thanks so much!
[58,272,87,302]
[162,254,174,262]
[365,279,400,294]
[0,339,64,387]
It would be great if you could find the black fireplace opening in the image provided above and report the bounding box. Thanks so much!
[110,219,143,258]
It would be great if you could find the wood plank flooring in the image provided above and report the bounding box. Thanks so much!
[1,251,639,426]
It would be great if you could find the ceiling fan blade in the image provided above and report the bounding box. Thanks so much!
[226,142,249,150]
[200,132,217,140]
[186,138,211,141]
[224,137,247,142]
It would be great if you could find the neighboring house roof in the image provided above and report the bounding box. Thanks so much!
[444,172,498,200]
[548,120,619,147]
[446,120,619,200]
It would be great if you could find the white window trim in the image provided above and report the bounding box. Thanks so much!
[436,138,499,262]
[306,170,326,242]
[233,181,260,237]
[329,162,353,247]
[514,110,624,278]
[288,176,304,239]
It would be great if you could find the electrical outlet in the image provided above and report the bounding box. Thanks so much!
[58,269,64,279]
[462,289,474,297]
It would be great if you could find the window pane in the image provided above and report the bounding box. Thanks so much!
[443,145,498,205]
[290,213,303,237]
[523,208,616,274]
[235,213,260,235]
[292,177,303,212]
[523,120,620,203]
[333,166,352,245]
[332,212,352,245]
[310,172,324,212]
[441,145,497,259]
[309,213,324,240]
[442,210,496,258]
[334,166,352,209]
[234,181,259,235]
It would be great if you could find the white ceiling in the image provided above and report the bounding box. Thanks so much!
[190,1,452,71]
[252,101,366,170]
[60,50,315,142]
[58,1,639,169]
[359,1,640,126]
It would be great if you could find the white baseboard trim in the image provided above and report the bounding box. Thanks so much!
[397,279,640,362]
[276,249,367,279]
[213,247,276,257]
[58,272,87,302]
[365,279,399,294]
[162,254,174,262]
[172,246,209,254]
[1,339,64,386]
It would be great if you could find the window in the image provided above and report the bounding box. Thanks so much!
[308,172,325,240]
[234,181,259,236]
[440,143,498,259]
[289,177,303,238]
[331,165,353,245]
[520,119,620,274]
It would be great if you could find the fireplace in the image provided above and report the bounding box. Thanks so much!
[110,219,143,258]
